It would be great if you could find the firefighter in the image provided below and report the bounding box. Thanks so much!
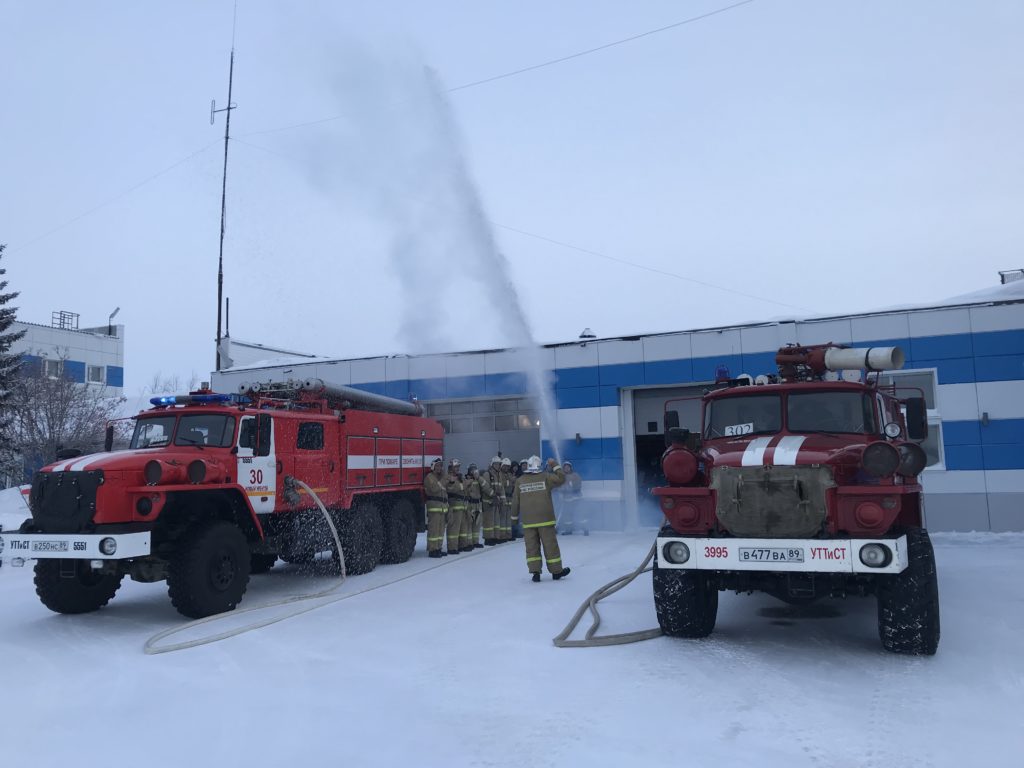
[423,457,449,558]
[483,456,503,545]
[511,456,569,581]
[445,460,468,555]
[558,460,587,535]
[500,457,515,541]
[465,463,484,550]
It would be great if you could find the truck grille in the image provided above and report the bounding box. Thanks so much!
[29,470,104,534]
[711,465,834,538]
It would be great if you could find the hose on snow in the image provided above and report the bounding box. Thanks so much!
[552,542,663,648]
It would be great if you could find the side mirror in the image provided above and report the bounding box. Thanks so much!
[104,424,115,452]
[904,397,928,441]
[255,414,272,457]
[664,410,680,430]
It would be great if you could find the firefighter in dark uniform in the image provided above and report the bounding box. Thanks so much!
[483,456,503,545]
[423,457,448,558]
[445,459,468,555]
[465,463,484,549]
[511,456,568,581]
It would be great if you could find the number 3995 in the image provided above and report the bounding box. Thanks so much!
[704,546,729,558]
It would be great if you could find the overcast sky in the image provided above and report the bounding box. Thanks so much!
[2,0,1022,394]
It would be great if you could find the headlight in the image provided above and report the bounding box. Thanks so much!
[187,460,207,484]
[897,442,927,477]
[99,537,117,556]
[144,460,162,485]
[662,541,691,564]
[136,496,153,516]
[859,543,891,568]
[861,442,900,478]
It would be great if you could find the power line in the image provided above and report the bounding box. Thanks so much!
[242,0,757,138]
[11,3,757,249]
[494,222,812,312]
[448,0,757,93]
[8,140,221,254]
[230,139,807,312]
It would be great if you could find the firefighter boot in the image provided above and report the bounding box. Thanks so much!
[429,550,443,559]
[532,573,541,583]
[553,567,571,581]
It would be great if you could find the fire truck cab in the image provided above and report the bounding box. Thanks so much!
[652,344,941,655]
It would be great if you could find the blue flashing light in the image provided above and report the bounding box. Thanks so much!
[715,364,731,382]
[149,393,251,407]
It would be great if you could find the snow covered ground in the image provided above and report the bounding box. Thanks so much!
[1,487,1022,768]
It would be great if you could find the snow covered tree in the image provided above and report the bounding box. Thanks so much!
[0,243,27,485]
[7,349,127,479]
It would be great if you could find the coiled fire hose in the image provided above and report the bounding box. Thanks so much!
[145,481,489,655]
[552,542,663,648]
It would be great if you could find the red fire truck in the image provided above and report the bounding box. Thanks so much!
[0,379,443,618]
[653,344,940,655]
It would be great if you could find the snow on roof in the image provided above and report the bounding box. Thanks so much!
[214,279,1024,372]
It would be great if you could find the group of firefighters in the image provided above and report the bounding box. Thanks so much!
[422,454,584,581]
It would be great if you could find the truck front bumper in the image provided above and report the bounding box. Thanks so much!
[655,535,909,575]
[0,530,151,568]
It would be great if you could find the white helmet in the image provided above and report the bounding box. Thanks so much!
[501,458,512,467]
[527,455,542,472]
[491,455,502,465]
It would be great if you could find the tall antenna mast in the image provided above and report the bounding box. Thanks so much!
[212,3,238,372]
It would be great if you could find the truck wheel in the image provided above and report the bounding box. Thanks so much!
[653,549,718,638]
[338,502,384,575]
[167,520,251,618]
[877,528,940,655]
[380,497,417,564]
[34,560,123,614]
[250,553,278,574]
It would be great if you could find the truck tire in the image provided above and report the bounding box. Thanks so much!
[250,553,278,574]
[34,559,123,614]
[877,528,940,655]
[653,543,718,638]
[167,520,251,618]
[338,502,384,575]
[380,497,417,564]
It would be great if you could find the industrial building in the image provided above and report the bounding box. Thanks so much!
[212,275,1024,533]
[11,310,125,395]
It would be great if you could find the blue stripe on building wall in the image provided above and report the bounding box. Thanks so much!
[326,328,1024,481]
[19,354,42,377]
[63,360,85,383]
[341,329,1024,411]
[942,418,1024,472]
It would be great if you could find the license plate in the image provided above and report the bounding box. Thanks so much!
[31,541,69,553]
[739,547,804,563]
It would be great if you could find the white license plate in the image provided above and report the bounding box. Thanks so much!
[31,540,70,553]
[738,546,805,563]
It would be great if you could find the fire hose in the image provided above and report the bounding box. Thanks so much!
[145,481,486,655]
[552,542,663,648]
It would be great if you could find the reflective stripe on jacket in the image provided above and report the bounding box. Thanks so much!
[511,467,566,528]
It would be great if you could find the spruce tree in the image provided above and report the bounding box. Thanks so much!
[0,243,27,443]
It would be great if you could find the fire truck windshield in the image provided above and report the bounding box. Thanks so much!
[704,394,781,438]
[130,414,237,449]
[131,416,176,448]
[787,391,876,435]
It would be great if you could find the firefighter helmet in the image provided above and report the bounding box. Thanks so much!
[501,458,512,467]
[527,455,542,472]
